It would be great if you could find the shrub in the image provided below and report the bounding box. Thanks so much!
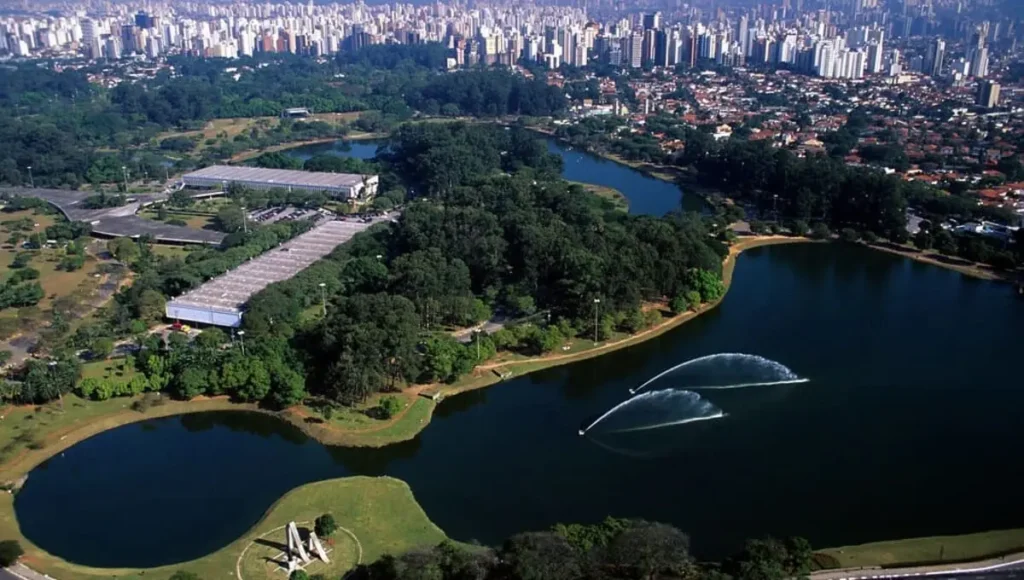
[861,230,879,244]
[810,223,832,240]
[377,396,402,419]
[0,540,23,566]
[290,571,309,580]
[314,513,337,538]
[789,220,809,236]
[669,294,689,315]
[839,228,860,243]
[685,290,702,312]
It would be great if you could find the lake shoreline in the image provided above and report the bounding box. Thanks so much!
[0,236,810,486]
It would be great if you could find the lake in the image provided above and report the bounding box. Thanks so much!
[282,137,698,216]
[15,243,1024,567]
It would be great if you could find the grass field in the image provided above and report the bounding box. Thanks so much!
[80,359,139,382]
[570,181,628,212]
[139,209,217,231]
[158,113,364,153]
[0,476,447,580]
[0,209,104,311]
[150,244,195,259]
[281,395,436,447]
[821,529,1024,568]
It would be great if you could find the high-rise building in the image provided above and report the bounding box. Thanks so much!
[642,11,661,31]
[120,24,137,54]
[970,47,989,77]
[978,80,1000,108]
[627,31,643,68]
[654,29,669,67]
[924,37,944,77]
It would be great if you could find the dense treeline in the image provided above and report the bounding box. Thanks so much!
[0,48,569,188]
[349,518,821,580]
[237,124,726,405]
[405,70,568,117]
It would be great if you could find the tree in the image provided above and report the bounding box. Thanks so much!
[839,228,860,243]
[501,532,581,580]
[727,537,789,580]
[0,540,23,566]
[913,230,934,251]
[810,223,831,240]
[685,290,702,312]
[314,513,337,538]
[933,230,957,255]
[108,237,141,264]
[216,205,246,233]
[605,521,692,579]
[0,350,12,366]
[290,571,309,580]
[669,295,689,315]
[90,337,114,360]
[686,269,725,302]
[377,396,402,419]
[137,290,167,325]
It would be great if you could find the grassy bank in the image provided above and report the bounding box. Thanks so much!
[570,181,628,212]
[424,235,815,400]
[0,476,446,580]
[820,529,1024,569]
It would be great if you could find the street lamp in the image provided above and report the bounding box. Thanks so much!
[121,166,129,191]
[319,282,327,316]
[593,298,601,345]
[26,165,33,188]
[237,330,245,356]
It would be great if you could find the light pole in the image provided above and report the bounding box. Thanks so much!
[121,166,129,191]
[241,203,249,235]
[593,298,601,345]
[773,194,779,223]
[26,165,33,188]
[237,330,245,356]
[319,282,327,316]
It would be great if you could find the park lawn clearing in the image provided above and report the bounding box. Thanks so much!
[281,395,436,447]
[0,476,447,580]
[570,181,628,212]
[80,358,140,382]
[821,529,1024,569]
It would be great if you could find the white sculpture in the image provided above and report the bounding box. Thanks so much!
[286,522,312,565]
[308,531,330,564]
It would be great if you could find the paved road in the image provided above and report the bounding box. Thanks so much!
[814,555,1024,580]
[3,563,54,580]
[0,188,225,245]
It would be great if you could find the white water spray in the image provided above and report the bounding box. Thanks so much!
[628,353,804,394]
[581,389,723,434]
[688,378,810,390]
[605,412,726,434]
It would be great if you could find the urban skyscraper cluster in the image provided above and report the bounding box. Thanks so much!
[0,0,1013,87]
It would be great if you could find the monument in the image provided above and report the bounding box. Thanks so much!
[284,521,330,573]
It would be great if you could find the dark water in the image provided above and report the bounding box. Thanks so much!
[282,139,381,162]
[282,137,694,216]
[16,244,1024,567]
[545,139,703,216]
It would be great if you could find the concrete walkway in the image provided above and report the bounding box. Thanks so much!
[4,563,56,580]
[811,552,1024,579]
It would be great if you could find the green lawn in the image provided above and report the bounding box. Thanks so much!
[570,181,628,212]
[80,358,139,382]
[0,476,447,580]
[284,396,436,447]
[821,529,1024,568]
[0,209,99,311]
[139,210,216,230]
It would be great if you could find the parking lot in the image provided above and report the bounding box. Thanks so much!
[248,206,335,225]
